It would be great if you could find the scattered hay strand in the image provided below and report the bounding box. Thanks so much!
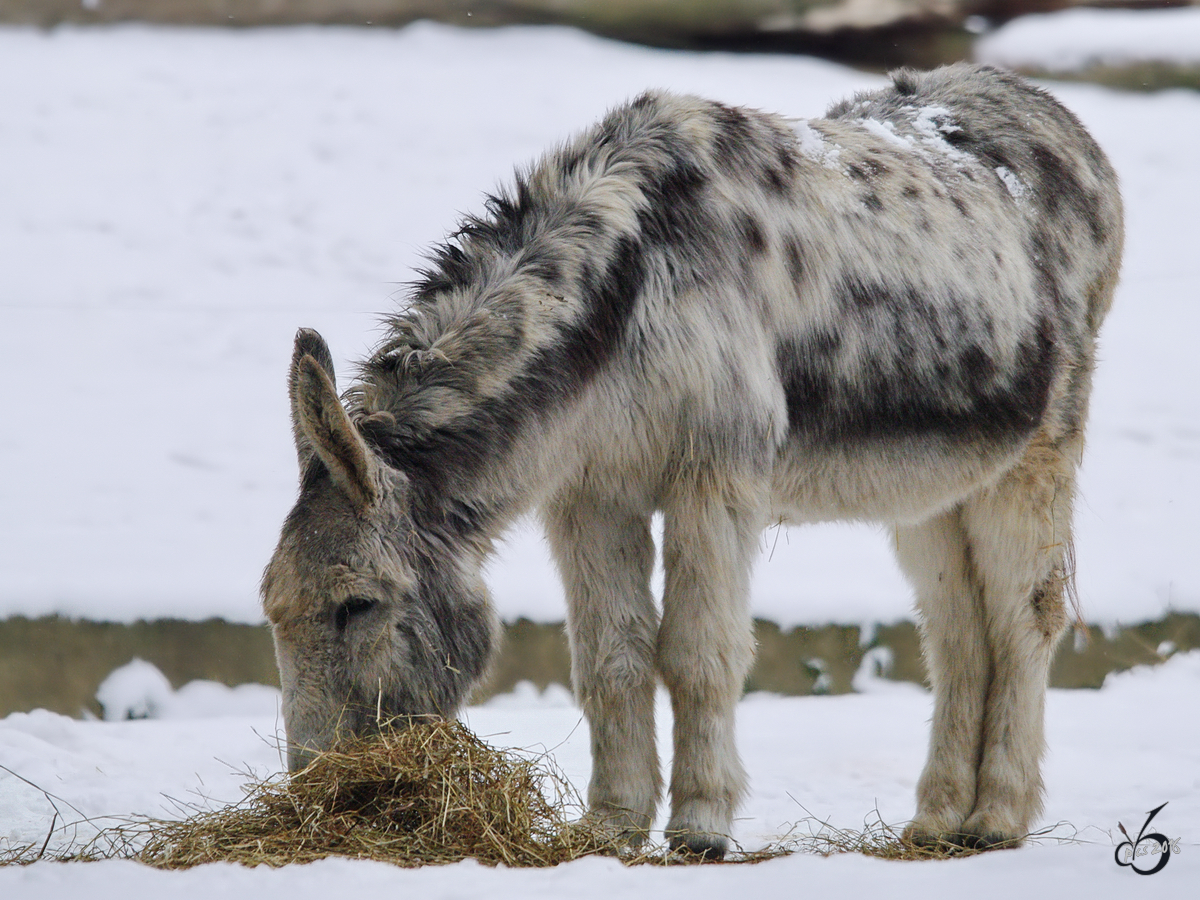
[774,808,986,861]
[772,804,1078,861]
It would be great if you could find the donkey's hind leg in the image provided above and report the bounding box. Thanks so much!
[895,508,990,847]
[956,436,1076,847]
[657,474,763,858]
[544,497,661,847]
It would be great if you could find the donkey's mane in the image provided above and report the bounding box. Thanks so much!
[346,92,713,498]
[349,175,581,491]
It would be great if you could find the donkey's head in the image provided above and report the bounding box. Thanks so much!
[262,329,497,772]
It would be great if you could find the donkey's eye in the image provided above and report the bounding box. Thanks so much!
[334,596,378,633]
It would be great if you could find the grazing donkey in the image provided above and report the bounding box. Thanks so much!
[262,63,1122,857]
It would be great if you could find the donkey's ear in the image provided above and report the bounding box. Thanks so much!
[292,328,336,384]
[290,344,378,512]
[289,328,337,470]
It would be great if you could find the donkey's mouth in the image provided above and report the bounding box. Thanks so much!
[287,742,321,774]
[285,707,448,773]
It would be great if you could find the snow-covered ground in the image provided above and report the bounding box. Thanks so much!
[2,23,1199,628]
[2,652,1197,896]
[3,23,1199,894]
[976,5,1200,73]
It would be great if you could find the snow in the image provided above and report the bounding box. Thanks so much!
[995,166,1027,201]
[3,651,1198,896]
[1,23,1198,631]
[94,659,175,721]
[849,105,973,168]
[976,6,1200,72]
[858,116,910,147]
[790,119,842,170]
[95,659,281,721]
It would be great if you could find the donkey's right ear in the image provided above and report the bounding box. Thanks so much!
[288,328,337,473]
[291,351,380,512]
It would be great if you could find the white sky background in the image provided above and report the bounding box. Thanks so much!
[1,23,1198,626]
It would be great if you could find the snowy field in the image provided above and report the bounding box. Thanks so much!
[2,22,1199,628]
[2,654,1197,896]
[2,20,1199,898]
[976,5,1200,73]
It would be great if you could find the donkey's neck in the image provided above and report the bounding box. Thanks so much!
[350,158,651,538]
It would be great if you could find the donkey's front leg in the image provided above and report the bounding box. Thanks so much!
[658,478,761,858]
[544,497,660,847]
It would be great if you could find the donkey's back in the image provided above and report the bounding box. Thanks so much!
[536,64,1122,526]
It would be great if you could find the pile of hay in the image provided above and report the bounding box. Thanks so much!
[129,720,618,869]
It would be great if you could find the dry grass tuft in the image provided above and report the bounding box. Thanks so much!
[126,719,623,869]
[774,810,984,861]
[0,719,623,869]
[773,806,1077,861]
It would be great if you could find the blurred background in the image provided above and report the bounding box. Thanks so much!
[2,0,1198,720]
[6,0,1200,86]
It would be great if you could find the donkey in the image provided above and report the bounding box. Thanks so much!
[262,63,1123,857]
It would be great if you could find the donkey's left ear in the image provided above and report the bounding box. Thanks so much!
[289,328,337,472]
[290,343,379,512]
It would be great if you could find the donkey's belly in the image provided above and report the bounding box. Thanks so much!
[770,434,1026,525]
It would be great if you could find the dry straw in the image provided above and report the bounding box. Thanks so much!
[1,719,1025,869]
[772,807,989,861]
[130,719,620,869]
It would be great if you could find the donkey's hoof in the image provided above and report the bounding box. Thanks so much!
[665,800,733,860]
[958,828,1024,851]
[906,822,1022,851]
[581,807,651,851]
[903,819,1012,852]
[667,831,728,860]
[903,818,967,850]
[964,835,1022,851]
[960,811,1026,850]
